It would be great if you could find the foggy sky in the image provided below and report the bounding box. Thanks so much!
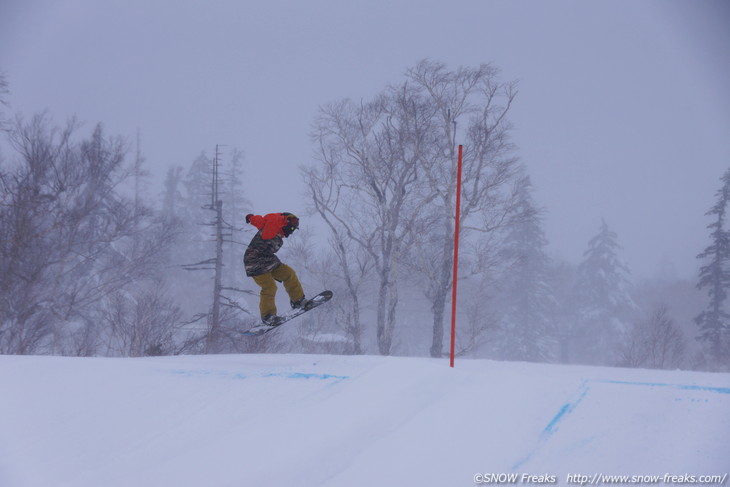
[1,0,729,280]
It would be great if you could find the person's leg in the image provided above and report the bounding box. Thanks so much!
[271,264,304,304]
[252,272,278,318]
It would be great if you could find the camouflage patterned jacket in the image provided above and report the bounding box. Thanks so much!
[243,213,288,277]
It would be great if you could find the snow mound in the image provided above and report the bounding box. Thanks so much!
[1,354,728,487]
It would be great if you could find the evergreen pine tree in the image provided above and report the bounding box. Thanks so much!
[162,166,184,222]
[695,168,730,367]
[182,152,216,263]
[222,148,249,285]
[494,178,556,362]
[0,72,9,128]
[157,154,217,326]
[572,219,636,365]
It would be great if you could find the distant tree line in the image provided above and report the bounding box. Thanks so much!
[0,68,725,370]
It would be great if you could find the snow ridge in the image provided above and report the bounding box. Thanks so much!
[1,354,728,487]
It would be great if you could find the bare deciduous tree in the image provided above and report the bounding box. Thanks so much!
[405,60,523,357]
[0,114,175,354]
[305,60,524,357]
[306,82,432,355]
[300,195,372,354]
[102,285,183,357]
[619,304,686,369]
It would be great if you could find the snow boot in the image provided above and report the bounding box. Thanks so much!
[262,314,283,327]
[290,296,313,311]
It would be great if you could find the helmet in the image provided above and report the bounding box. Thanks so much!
[282,212,299,237]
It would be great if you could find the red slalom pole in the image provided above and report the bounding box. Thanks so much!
[450,145,463,368]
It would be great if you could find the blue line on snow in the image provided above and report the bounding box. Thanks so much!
[513,377,729,470]
[597,379,730,395]
[262,372,349,381]
[544,384,591,434]
[512,381,591,470]
[168,369,348,381]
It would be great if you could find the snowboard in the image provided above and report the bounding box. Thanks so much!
[242,290,333,336]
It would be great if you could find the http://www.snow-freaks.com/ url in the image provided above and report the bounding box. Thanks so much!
[473,473,729,485]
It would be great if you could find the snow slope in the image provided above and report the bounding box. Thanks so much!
[1,353,728,487]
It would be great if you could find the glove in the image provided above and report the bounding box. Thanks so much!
[245,214,253,224]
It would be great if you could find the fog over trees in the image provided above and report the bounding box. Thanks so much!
[0,66,726,370]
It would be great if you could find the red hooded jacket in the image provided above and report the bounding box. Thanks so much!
[247,213,289,240]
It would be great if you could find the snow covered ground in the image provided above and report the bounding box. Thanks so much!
[1,353,728,487]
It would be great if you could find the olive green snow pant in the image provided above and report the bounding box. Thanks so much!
[252,264,304,318]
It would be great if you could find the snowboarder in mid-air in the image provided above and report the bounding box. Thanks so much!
[244,212,310,326]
